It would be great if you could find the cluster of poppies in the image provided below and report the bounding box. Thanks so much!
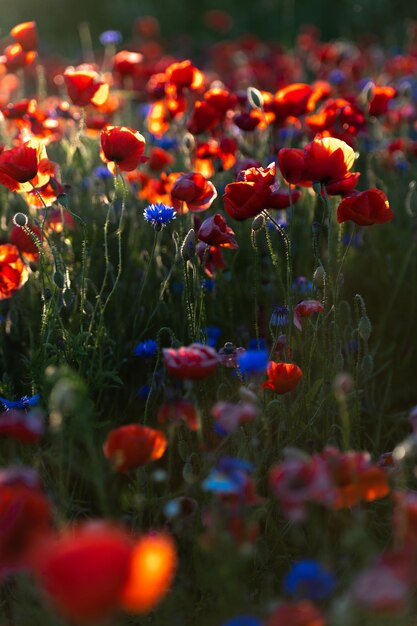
[0,13,416,626]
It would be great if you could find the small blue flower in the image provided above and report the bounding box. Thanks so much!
[284,559,335,600]
[237,349,268,376]
[292,276,313,296]
[204,325,221,347]
[248,338,266,351]
[329,69,346,85]
[99,30,122,46]
[134,339,158,358]
[270,305,289,327]
[203,456,253,494]
[0,394,40,411]
[150,135,178,150]
[200,278,215,293]
[143,203,176,229]
[94,166,113,180]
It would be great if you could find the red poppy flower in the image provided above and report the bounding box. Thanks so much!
[119,534,177,614]
[63,65,109,107]
[269,455,335,521]
[103,424,167,472]
[320,447,390,509]
[100,125,147,173]
[369,86,396,117]
[31,522,134,623]
[223,174,272,221]
[2,43,36,71]
[10,21,38,51]
[203,87,237,116]
[0,244,29,300]
[0,483,51,570]
[147,147,174,171]
[157,399,198,431]
[278,148,310,186]
[211,401,258,434]
[187,101,218,135]
[1,98,32,119]
[10,224,41,261]
[293,300,325,331]
[197,214,238,249]
[113,50,143,76]
[163,343,219,380]
[0,138,49,193]
[0,409,43,443]
[196,242,226,277]
[261,362,303,394]
[271,83,315,121]
[266,601,326,626]
[165,60,204,91]
[233,110,263,131]
[278,137,358,194]
[171,172,217,213]
[337,188,393,226]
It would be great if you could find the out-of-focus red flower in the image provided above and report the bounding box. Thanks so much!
[269,454,335,522]
[197,214,238,249]
[187,100,218,135]
[271,83,316,122]
[147,147,174,171]
[1,98,32,120]
[63,65,109,107]
[293,300,324,331]
[157,399,198,431]
[163,343,219,380]
[165,60,204,91]
[369,86,396,117]
[10,223,41,261]
[203,10,234,32]
[113,50,143,76]
[119,534,177,614]
[266,601,326,626]
[10,21,38,51]
[203,87,237,116]
[352,565,409,614]
[31,522,134,623]
[261,362,302,394]
[103,424,167,472]
[0,409,43,443]
[134,15,160,37]
[2,43,36,71]
[100,125,147,173]
[306,98,366,145]
[393,490,417,545]
[320,447,390,509]
[0,483,51,571]
[171,172,217,213]
[212,401,258,434]
[0,244,29,300]
[337,189,393,226]
[269,186,302,209]
[0,138,49,192]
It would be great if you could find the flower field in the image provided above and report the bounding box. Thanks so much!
[1,15,417,626]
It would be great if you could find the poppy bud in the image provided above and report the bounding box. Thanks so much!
[181,229,196,261]
[252,214,264,231]
[358,315,372,342]
[313,265,326,288]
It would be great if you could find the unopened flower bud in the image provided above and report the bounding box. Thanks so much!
[13,212,28,227]
[313,265,326,289]
[252,214,264,231]
[181,229,196,261]
[358,315,372,342]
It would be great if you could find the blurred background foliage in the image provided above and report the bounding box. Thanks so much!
[1,0,417,55]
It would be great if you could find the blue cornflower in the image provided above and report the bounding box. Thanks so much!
[150,134,178,150]
[284,559,335,600]
[0,394,40,411]
[328,69,346,85]
[99,30,122,46]
[134,339,158,358]
[248,338,266,351]
[237,349,268,376]
[292,276,313,296]
[203,456,253,494]
[143,203,176,230]
[93,166,113,180]
[204,325,221,347]
[270,305,289,328]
